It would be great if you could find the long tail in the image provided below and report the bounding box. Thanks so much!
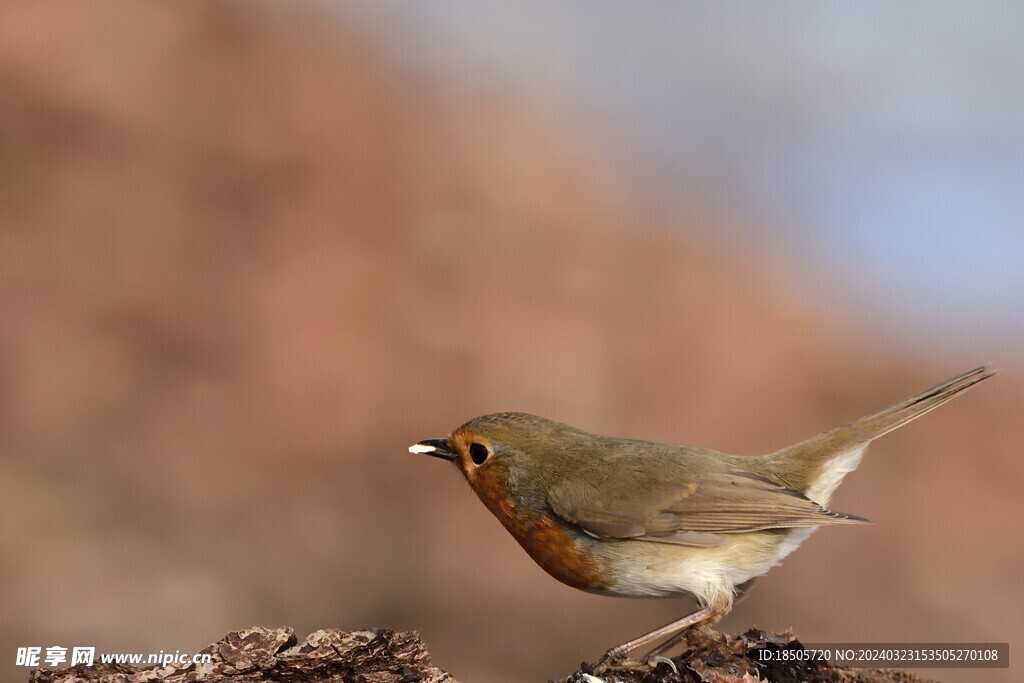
[764,365,994,504]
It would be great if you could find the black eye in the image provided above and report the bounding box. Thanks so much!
[469,442,490,465]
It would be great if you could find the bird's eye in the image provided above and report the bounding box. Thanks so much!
[469,442,490,465]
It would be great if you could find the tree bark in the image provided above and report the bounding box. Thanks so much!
[27,626,939,683]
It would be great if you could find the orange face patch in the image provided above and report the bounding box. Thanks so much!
[453,436,607,591]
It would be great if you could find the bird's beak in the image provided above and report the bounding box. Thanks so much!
[408,438,457,462]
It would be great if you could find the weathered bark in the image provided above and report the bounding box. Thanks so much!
[27,627,452,683]
[563,627,937,683]
[28,626,938,683]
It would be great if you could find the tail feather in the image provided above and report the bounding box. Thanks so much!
[825,364,993,444]
[764,365,994,502]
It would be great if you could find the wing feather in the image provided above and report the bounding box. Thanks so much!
[548,457,868,547]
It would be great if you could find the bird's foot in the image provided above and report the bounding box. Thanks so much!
[585,645,627,674]
[586,648,678,676]
[642,654,679,675]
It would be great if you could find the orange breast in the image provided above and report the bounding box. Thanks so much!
[468,465,608,591]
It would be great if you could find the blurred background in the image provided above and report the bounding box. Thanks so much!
[1,1,1021,682]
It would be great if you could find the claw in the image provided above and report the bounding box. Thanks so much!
[644,654,678,675]
[588,649,679,677]
[587,651,679,679]
[587,648,637,675]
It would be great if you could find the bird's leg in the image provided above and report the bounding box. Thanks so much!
[644,621,707,659]
[591,606,718,671]
[644,597,731,659]
[644,607,726,659]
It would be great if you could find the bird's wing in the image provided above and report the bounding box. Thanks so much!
[548,458,869,547]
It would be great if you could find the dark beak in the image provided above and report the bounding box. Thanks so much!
[408,438,457,462]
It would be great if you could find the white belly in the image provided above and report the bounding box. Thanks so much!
[594,527,820,610]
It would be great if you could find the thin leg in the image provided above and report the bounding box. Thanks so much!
[595,606,717,666]
[645,620,707,658]
[645,590,742,658]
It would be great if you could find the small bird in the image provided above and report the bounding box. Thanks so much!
[409,366,993,663]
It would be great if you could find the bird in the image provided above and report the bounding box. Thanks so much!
[409,365,993,664]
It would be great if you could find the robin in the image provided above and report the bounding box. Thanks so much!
[410,366,993,665]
